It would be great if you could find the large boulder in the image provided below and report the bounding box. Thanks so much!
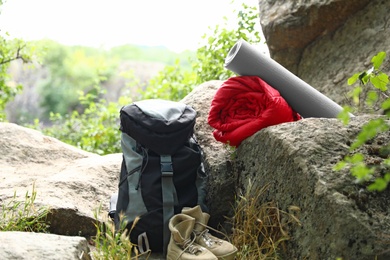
[259,0,371,73]
[183,81,390,258]
[0,122,120,237]
[235,115,390,259]
[258,0,390,112]
[182,80,237,228]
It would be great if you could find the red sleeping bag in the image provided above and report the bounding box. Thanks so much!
[208,76,301,147]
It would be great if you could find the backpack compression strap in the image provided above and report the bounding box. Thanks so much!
[160,155,177,255]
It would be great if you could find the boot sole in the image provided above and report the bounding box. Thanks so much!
[216,248,238,260]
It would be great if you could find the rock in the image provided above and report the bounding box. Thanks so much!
[258,0,390,113]
[259,0,371,73]
[234,115,390,259]
[0,122,120,238]
[0,231,91,260]
[181,80,238,228]
[298,0,390,111]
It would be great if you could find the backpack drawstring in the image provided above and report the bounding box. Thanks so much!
[136,146,148,190]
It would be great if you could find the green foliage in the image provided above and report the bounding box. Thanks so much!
[141,1,262,101]
[36,40,189,119]
[193,1,262,84]
[1,1,39,121]
[32,86,130,155]
[350,118,389,150]
[109,44,194,67]
[141,59,196,101]
[0,37,36,121]
[342,52,389,114]
[1,184,50,232]
[17,1,261,155]
[37,40,118,117]
[24,0,263,155]
[336,52,390,192]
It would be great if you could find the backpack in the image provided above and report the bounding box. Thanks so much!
[112,99,208,255]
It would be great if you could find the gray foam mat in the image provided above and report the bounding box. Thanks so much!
[224,39,349,118]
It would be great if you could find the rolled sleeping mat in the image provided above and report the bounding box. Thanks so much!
[224,39,351,118]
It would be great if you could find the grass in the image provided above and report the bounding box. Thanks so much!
[0,183,300,260]
[229,181,301,259]
[91,207,150,260]
[0,184,144,259]
[0,184,50,232]
[90,181,301,259]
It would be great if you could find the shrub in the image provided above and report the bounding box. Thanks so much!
[336,52,390,191]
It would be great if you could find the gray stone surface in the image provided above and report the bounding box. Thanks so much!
[0,123,120,238]
[0,232,91,260]
[298,0,390,111]
[258,0,389,114]
[258,0,371,73]
[235,116,390,259]
[181,80,238,229]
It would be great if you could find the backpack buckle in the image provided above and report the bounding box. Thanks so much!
[161,155,173,176]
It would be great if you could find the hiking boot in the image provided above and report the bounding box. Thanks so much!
[167,213,217,260]
[182,206,238,260]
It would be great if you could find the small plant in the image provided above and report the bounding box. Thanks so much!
[336,52,390,191]
[230,181,301,259]
[0,184,50,232]
[91,207,150,260]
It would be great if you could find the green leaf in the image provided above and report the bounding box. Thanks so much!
[370,72,389,91]
[365,90,378,107]
[358,72,370,84]
[347,153,364,163]
[382,98,390,111]
[371,51,386,70]
[337,106,353,125]
[351,86,362,105]
[350,119,389,150]
[367,173,390,192]
[350,163,373,182]
[348,73,360,85]
[333,161,347,171]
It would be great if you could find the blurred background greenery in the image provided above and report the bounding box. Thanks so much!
[0,1,263,154]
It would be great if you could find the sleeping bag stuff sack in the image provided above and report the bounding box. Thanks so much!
[208,75,301,147]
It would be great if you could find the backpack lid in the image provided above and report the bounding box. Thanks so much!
[120,99,197,155]
[135,99,187,123]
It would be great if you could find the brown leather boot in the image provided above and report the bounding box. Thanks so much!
[167,213,217,260]
[182,206,237,260]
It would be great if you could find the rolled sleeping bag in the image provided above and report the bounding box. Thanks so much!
[224,39,351,118]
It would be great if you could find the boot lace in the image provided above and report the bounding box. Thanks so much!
[176,231,205,259]
[197,228,223,247]
[195,221,233,247]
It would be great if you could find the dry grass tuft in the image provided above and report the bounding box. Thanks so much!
[230,181,301,259]
[91,209,150,260]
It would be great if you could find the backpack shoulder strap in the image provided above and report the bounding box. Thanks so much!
[160,155,177,255]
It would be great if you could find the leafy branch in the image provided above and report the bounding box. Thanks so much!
[336,52,390,192]
[0,43,30,64]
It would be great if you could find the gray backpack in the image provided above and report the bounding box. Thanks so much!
[112,99,208,255]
